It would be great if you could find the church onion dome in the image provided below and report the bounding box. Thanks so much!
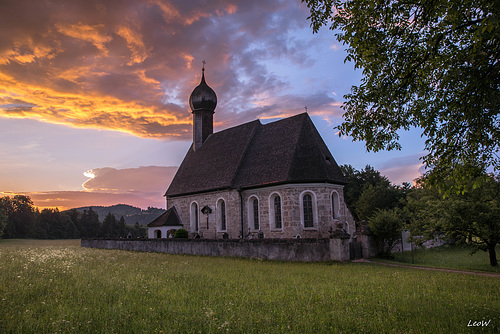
[189,68,217,112]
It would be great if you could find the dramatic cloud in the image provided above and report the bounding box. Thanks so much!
[0,0,338,138]
[2,166,179,210]
[82,166,177,193]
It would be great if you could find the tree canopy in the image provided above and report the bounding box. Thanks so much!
[303,0,500,191]
[407,174,500,266]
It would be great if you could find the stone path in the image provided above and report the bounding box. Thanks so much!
[354,259,500,278]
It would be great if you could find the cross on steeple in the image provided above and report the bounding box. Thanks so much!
[304,105,308,112]
[202,60,206,71]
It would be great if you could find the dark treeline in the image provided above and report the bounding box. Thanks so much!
[0,195,146,239]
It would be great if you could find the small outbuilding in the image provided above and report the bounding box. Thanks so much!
[147,207,182,238]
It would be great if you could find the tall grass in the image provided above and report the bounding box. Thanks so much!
[0,239,498,333]
[392,244,500,273]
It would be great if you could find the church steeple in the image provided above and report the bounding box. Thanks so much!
[189,63,217,151]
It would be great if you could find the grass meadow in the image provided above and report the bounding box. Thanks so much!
[0,239,499,333]
[391,244,500,273]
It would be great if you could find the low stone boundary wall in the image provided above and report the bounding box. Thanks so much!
[81,237,350,262]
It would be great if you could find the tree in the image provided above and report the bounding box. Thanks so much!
[0,195,37,238]
[36,208,78,239]
[407,174,500,266]
[80,208,101,238]
[101,213,127,238]
[340,164,407,220]
[303,0,500,192]
[65,208,82,236]
[340,164,392,216]
[128,222,146,238]
[355,184,402,221]
[0,206,7,238]
[369,209,403,257]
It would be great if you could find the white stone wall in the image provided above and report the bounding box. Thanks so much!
[147,226,179,239]
[166,183,355,239]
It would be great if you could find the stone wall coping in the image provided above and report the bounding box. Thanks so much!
[81,237,330,244]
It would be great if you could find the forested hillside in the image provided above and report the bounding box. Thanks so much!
[70,204,165,226]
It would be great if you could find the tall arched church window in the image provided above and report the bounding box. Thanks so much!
[269,193,282,230]
[274,195,282,229]
[300,191,317,229]
[217,199,226,231]
[332,191,340,219]
[303,194,314,228]
[190,202,199,232]
[252,198,259,230]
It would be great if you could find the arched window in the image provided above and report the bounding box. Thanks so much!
[332,191,340,219]
[252,198,259,230]
[303,194,314,228]
[248,196,260,230]
[300,191,317,229]
[269,193,282,229]
[274,196,282,228]
[190,202,199,232]
[155,230,161,238]
[217,199,226,231]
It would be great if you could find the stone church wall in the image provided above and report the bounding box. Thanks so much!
[241,183,354,239]
[167,189,242,239]
[165,183,355,240]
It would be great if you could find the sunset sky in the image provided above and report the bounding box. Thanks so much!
[0,0,426,210]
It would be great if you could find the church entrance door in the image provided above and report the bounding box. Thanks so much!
[349,239,362,260]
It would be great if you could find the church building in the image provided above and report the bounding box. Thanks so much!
[148,68,356,240]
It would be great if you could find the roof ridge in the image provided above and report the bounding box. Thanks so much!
[215,119,260,135]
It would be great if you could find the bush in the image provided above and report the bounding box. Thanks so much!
[369,209,402,257]
[174,228,188,238]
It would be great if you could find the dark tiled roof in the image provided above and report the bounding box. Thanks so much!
[147,207,182,227]
[166,113,345,197]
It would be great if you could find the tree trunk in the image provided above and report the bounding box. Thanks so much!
[488,243,498,267]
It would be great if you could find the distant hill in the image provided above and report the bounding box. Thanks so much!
[67,204,165,226]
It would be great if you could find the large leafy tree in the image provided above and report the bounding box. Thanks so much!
[369,209,403,257]
[0,195,37,238]
[303,0,500,191]
[341,164,408,219]
[340,164,391,213]
[407,174,500,266]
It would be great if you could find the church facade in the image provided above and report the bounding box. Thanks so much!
[148,68,355,240]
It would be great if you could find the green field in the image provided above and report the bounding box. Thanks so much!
[0,240,498,333]
[391,244,500,273]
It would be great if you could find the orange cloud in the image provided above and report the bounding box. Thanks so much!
[0,71,190,138]
[0,0,328,140]
[55,23,112,54]
[115,26,149,65]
